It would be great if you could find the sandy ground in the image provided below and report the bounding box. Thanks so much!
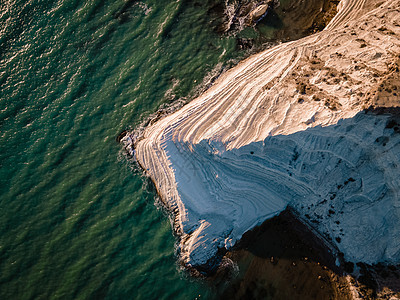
[211,210,352,299]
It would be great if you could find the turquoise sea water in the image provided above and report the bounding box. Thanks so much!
[1,0,294,299]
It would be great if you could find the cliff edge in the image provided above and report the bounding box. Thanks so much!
[132,0,400,270]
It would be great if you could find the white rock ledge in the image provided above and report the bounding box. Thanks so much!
[134,0,400,269]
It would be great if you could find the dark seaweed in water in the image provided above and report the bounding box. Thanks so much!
[114,0,138,23]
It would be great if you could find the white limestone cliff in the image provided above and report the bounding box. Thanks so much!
[131,0,400,268]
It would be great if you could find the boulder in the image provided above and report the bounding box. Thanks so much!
[249,4,269,21]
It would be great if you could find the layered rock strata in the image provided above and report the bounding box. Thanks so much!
[132,0,400,269]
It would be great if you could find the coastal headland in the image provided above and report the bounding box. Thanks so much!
[129,0,400,292]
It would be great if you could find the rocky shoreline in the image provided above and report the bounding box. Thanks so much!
[218,0,278,32]
[127,0,400,297]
